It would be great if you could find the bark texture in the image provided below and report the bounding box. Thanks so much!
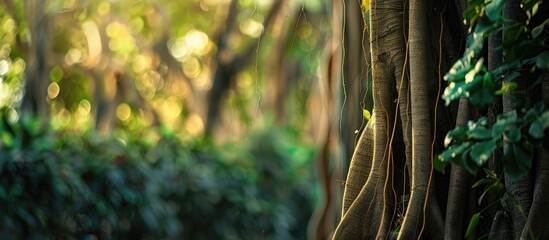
[398,0,441,238]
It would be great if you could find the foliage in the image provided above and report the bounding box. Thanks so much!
[436,0,549,178]
[0,113,316,239]
[436,103,548,179]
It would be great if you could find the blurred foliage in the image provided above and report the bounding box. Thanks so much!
[0,112,317,239]
[0,0,329,136]
[0,0,328,238]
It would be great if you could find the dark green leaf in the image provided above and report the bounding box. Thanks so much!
[443,80,468,105]
[465,213,481,238]
[522,0,541,12]
[445,126,468,147]
[535,52,549,69]
[478,185,490,205]
[503,142,533,180]
[469,140,497,166]
[529,111,549,139]
[507,127,522,142]
[472,177,492,189]
[532,19,549,38]
[461,148,480,174]
[492,111,518,137]
[434,154,448,173]
[483,168,498,178]
[445,59,469,82]
[469,72,496,106]
[469,127,492,140]
[485,0,504,22]
[503,23,525,48]
[438,142,471,163]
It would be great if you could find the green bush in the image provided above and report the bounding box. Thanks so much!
[0,115,316,239]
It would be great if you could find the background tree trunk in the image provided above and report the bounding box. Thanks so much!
[21,0,50,118]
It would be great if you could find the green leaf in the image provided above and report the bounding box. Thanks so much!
[443,80,468,105]
[485,0,504,22]
[503,142,533,180]
[503,23,525,48]
[469,140,497,166]
[492,111,518,137]
[465,213,481,238]
[444,126,468,147]
[532,19,549,38]
[483,168,498,178]
[495,81,518,95]
[507,127,522,142]
[469,72,496,106]
[528,111,549,139]
[362,109,371,120]
[469,126,492,140]
[461,148,480,174]
[1,132,14,148]
[522,0,541,12]
[438,143,470,163]
[472,177,492,189]
[434,154,448,173]
[535,52,549,69]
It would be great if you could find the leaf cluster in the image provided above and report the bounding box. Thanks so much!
[436,103,549,179]
[437,0,549,179]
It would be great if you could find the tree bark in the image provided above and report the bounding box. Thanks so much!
[332,0,401,238]
[398,0,442,238]
[444,97,473,240]
[520,71,549,239]
[502,1,532,239]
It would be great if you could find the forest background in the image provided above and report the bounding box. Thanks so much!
[1,0,549,239]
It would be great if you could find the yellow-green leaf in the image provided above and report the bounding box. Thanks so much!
[362,0,369,11]
[363,109,371,120]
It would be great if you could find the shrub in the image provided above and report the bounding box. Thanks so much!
[0,115,316,239]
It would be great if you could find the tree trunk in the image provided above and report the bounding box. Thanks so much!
[520,71,549,239]
[21,0,50,118]
[502,1,532,239]
[444,97,473,239]
[332,0,402,238]
[398,0,442,238]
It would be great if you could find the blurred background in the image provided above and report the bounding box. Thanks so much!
[0,0,369,239]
